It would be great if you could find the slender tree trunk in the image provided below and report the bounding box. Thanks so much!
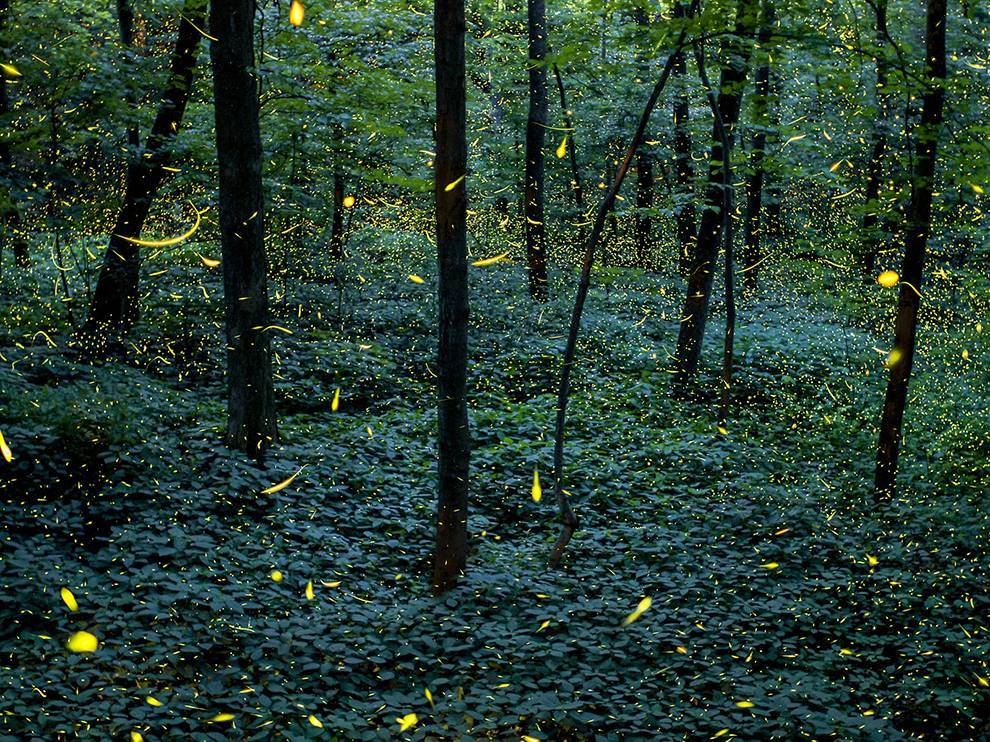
[672,0,696,277]
[210,0,278,460]
[740,0,774,292]
[432,0,471,594]
[693,44,735,425]
[48,107,73,322]
[0,0,29,269]
[552,64,585,216]
[550,18,694,569]
[330,171,346,260]
[635,146,654,269]
[673,0,758,389]
[861,0,892,276]
[84,0,206,343]
[633,6,654,270]
[763,74,783,238]
[524,0,549,301]
[117,0,141,167]
[874,0,946,498]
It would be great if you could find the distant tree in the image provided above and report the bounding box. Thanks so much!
[524,0,549,301]
[0,0,29,270]
[330,171,346,260]
[84,0,206,346]
[875,0,947,497]
[860,0,894,276]
[740,0,774,292]
[210,0,278,460]
[633,5,655,270]
[116,0,141,170]
[433,0,471,594]
[551,64,585,218]
[673,0,759,389]
[671,0,696,277]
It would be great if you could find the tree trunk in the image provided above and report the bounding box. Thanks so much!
[550,20,693,569]
[672,0,696,277]
[861,0,892,276]
[0,0,29,269]
[874,0,946,498]
[330,171,346,260]
[85,0,206,343]
[551,64,585,217]
[740,0,774,292]
[117,0,141,154]
[210,0,278,461]
[633,6,653,270]
[432,0,471,594]
[673,0,758,389]
[693,44,735,425]
[524,0,549,301]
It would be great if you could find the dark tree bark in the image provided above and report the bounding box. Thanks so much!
[84,0,206,343]
[692,44,735,425]
[330,171,346,260]
[552,64,585,216]
[740,0,774,292]
[672,0,758,389]
[116,0,135,46]
[117,0,141,154]
[432,0,471,594]
[524,0,549,301]
[209,0,278,460]
[633,6,654,270]
[672,0,696,277]
[550,15,695,569]
[0,0,29,269]
[875,0,946,498]
[763,74,784,237]
[861,0,892,276]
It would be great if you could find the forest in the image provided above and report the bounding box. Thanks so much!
[0,0,988,738]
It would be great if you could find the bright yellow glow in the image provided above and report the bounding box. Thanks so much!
[877,270,899,288]
[117,202,202,248]
[66,631,98,653]
[60,588,78,612]
[622,596,652,626]
[396,713,418,732]
[289,0,305,27]
[261,468,303,494]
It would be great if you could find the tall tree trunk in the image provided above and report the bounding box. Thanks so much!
[330,171,346,260]
[524,0,549,301]
[672,0,696,277]
[550,18,694,569]
[692,44,736,425]
[551,64,585,217]
[210,0,278,460]
[763,73,784,238]
[672,0,758,389]
[874,0,946,498]
[633,6,654,270]
[861,0,892,276]
[117,0,141,157]
[84,0,206,343]
[0,0,29,269]
[432,0,471,594]
[740,0,774,292]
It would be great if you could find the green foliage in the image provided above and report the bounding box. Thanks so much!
[2,229,988,738]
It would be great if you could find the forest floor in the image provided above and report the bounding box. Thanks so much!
[1,225,988,739]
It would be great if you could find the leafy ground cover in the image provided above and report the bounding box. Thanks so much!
[1,228,988,739]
